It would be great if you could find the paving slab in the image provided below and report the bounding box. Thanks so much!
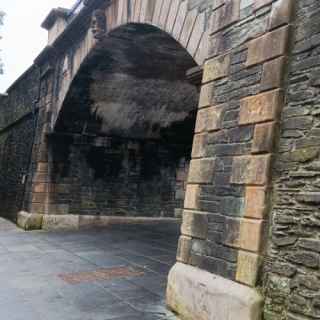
[0,217,180,320]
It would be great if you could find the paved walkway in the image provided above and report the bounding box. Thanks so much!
[0,217,180,320]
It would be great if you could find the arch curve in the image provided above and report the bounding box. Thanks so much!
[52,0,208,129]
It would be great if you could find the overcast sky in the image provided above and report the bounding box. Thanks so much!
[0,0,76,93]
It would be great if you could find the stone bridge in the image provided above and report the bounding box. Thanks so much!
[0,0,320,319]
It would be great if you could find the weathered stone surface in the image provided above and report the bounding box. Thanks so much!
[181,210,208,239]
[188,158,215,184]
[195,106,223,133]
[296,192,320,204]
[236,251,261,286]
[261,57,286,91]
[167,262,263,320]
[192,133,207,158]
[244,187,268,219]
[177,236,192,263]
[42,214,80,231]
[203,54,230,83]
[246,26,289,67]
[17,211,43,231]
[252,122,277,154]
[184,184,200,209]
[231,155,272,185]
[198,83,214,108]
[239,89,284,125]
[210,0,241,34]
[269,0,294,31]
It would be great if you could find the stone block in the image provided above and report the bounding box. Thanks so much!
[236,251,261,286]
[166,0,180,33]
[158,0,171,29]
[188,158,215,184]
[210,0,241,34]
[198,83,214,108]
[177,236,192,263]
[42,214,80,231]
[231,155,272,185]
[79,215,102,229]
[181,210,208,239]
[246,26,289,67]
[33,183,49,193]
[192,133,207,158]
[239,89,284,125]
[203,54,230,83]
[167,262,263,320]
[261,57,287,91]
[184,184,200,209]
[244,187,268,219]
[195,106,222,133]
[17,211,43,231]
[269,0,294,30]
[252,122,277,154]
[225,218,264,252]
[187,11,205,56]
[296,192,320,204]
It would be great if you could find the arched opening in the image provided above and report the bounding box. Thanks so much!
[50,23,199,219]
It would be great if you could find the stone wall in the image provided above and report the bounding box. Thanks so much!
[263,0,320,319]
[0,67,39,220]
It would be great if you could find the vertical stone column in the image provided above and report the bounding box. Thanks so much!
[28,68,55,216]
[167,1,294,319]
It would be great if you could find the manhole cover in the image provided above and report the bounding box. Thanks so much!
[59,266,144,284]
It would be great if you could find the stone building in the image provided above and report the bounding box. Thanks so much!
[0,0,319,319]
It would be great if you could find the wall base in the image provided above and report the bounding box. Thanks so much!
[166,262,263,320]
[17,211,180,231]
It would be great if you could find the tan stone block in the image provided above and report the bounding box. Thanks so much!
[261,57,287,91]
[254,0,273,10]
[269,0,294,30]
[210,0,240,34]
[184,185,200,209]
[188,158,215,184]
[246,26,289,67]
[231,155,272,185]
[203,53,230,83]
[244,187,268,219]
[236,251,261,286]
[177,236,192,263]
[134,0,142,22]
[225,218,264,252]
[192,133,207,158]
[252,122,277,154]
[37,162,48,172]
[158,0,171,28]
[239,219,264,252]
[17,211,43,231]
[239,89,284,125]
[194,30,209,66]
[195,106,222,132]
[181,210,208,239]
[140,0,156,22]
[42,214,79,231]
[198,83,214,108]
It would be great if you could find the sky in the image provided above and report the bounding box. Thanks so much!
[0,0,76,93]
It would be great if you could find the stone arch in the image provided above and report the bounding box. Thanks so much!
[52,0,208,130]
[48,20,200,219]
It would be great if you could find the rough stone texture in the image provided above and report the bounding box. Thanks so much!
[42,214,80,231]
[181,210,208,239]
[167,262,263,320]
[263,1,320,319]
[17,211,43,231]
[203,54,230,83]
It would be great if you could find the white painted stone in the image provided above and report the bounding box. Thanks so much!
[167,262,263,320]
